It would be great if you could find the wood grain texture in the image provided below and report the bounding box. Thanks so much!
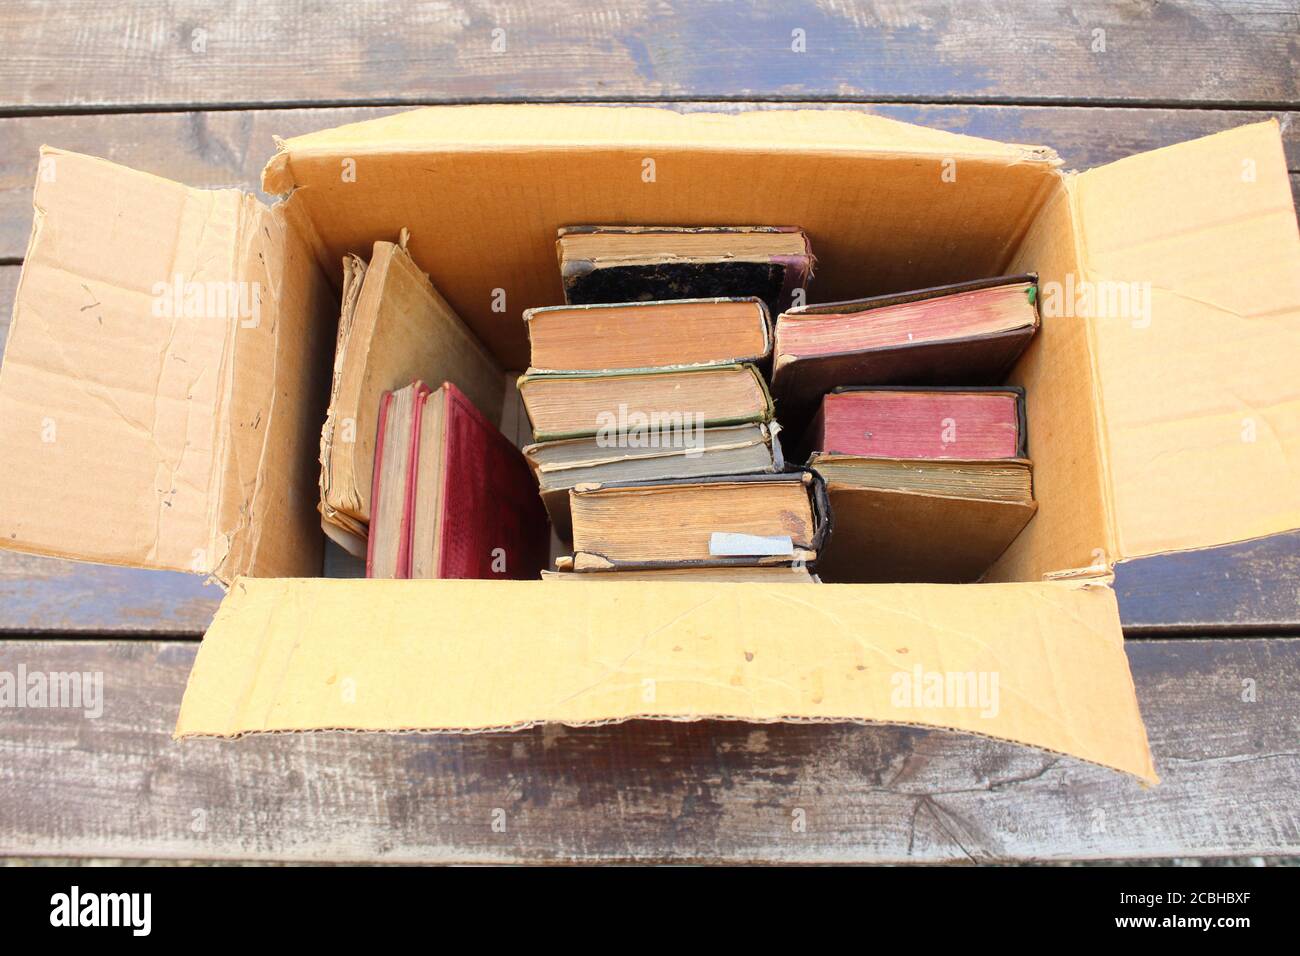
[2,0,1298,112]
[1116,530,1300,634]
[0,553,222,636]
[0,637,1295,863]
[1,104,1296,261]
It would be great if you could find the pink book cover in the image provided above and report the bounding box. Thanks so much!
[809,387,1025,460]
[433,382,550,580]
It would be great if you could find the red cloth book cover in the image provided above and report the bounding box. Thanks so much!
[808,386,1025,460]
[434,383,550,579]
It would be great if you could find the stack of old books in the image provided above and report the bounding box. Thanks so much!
[346,225,1046,587]
[773,274,1042,583]
[523,226,825,583]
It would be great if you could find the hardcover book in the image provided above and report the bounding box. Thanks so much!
[525,297,772,372]
[567,471,829,572]
[319,236,504,556]
[807,386,1026,461]
[524,422,783,542]
[810,453,1037,584]
[518,363,774,443]
[367,381,549,580]
[557,226,815,317]
[772,275,1039,424]
[366,382,429,579]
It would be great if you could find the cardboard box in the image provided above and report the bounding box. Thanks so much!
[2,106,1298,783]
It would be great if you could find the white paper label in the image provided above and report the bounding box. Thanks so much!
[708,532,795,557]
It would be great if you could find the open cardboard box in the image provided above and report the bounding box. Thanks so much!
[2,107,1298,783]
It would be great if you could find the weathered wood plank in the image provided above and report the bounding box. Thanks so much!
[2,1,1297,113]
[1,103,1296,263]
[0,552,222,636]
[0,637,1294,863]
[1116,530,1300,634]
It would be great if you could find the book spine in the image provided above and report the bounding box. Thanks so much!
[364,390,395,579]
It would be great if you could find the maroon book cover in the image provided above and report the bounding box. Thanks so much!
[364,389,396,579]
[808,386,1026,460]
[435,383,550,579]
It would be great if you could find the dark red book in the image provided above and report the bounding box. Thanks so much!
[807,386,1026,460]
[367,381,551,579]
[409,382,550,579]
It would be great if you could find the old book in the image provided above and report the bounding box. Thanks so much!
[409,382,550,580]
[524,297,772,371]
[807,386,1026,461]
[524,422,784,542]
[557,226,814,316]
[810,454,1037,584]
[367,381,549,580]
[567,472,829,572]
[518,363,773,443]
[542,566,820,583]
[320,236,504,556]
[318,252,371,551]
[366,382,430,579]
[772,275,1039,424]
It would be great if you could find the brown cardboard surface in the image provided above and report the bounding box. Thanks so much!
[218,192,338,580]
[986,179,1112,582]
[1073,121,1300,561]
[175,577,1156,783]
[262,105,1061,369]
[0,149,332,580]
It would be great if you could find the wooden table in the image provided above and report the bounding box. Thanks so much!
[0,0,1297,864]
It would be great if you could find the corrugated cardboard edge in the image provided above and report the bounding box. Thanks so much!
[261,104,1061,195]
[174,577,1157,784]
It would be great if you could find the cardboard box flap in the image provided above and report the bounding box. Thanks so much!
[1073,121,1300,561]
[176,578,1157,783]
[0,148,329,581]
[263,104,1059,193]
